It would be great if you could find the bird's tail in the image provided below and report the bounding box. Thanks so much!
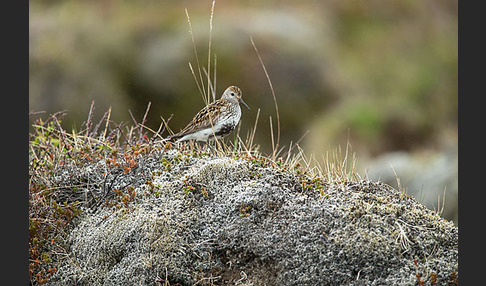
[164,133,181,142]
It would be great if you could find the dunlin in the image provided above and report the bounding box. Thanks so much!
[167,86,250,142]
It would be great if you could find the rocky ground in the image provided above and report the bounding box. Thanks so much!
[45,147,458,285]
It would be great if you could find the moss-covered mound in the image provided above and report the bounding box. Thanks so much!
[28,113,457,285]
[39,147,456,285]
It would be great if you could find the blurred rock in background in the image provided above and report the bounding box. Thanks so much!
[365,132,458,224]
[29,0,457,224]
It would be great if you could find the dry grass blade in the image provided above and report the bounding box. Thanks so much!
[269,116,275,159]
[243,108,261,154]
[185,0,216,106]
[436,187,447,217]
[282,129,309,161]
[128,109,140,143]
[390,164,405,194]
[185,8,206,102]
[160,114,175,139]
[322,142,359,183]
[139,102,152,142]
[250,36,280,157]
[146,114,172,141]
[102,106,112,141]
[84,100,95,142]
[212,54,217,100]
[188,62,205,103]
[206,0,216,103]
[91,108,110,139]
[202,67,216,101]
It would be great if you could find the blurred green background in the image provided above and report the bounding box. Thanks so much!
[29,0,457,224]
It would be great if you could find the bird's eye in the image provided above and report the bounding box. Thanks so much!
[230,92,235,96]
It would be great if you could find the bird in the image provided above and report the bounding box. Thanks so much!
[166,85,250,142]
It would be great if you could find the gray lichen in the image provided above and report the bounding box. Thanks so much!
[48,147,458,285]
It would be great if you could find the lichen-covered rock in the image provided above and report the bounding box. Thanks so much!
[49,148,458,285]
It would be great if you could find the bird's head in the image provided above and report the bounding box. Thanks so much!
[222,85,250,110]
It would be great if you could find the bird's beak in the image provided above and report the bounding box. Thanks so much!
[239,98,250,110]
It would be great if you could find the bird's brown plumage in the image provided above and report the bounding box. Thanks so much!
[167,98,230,141]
